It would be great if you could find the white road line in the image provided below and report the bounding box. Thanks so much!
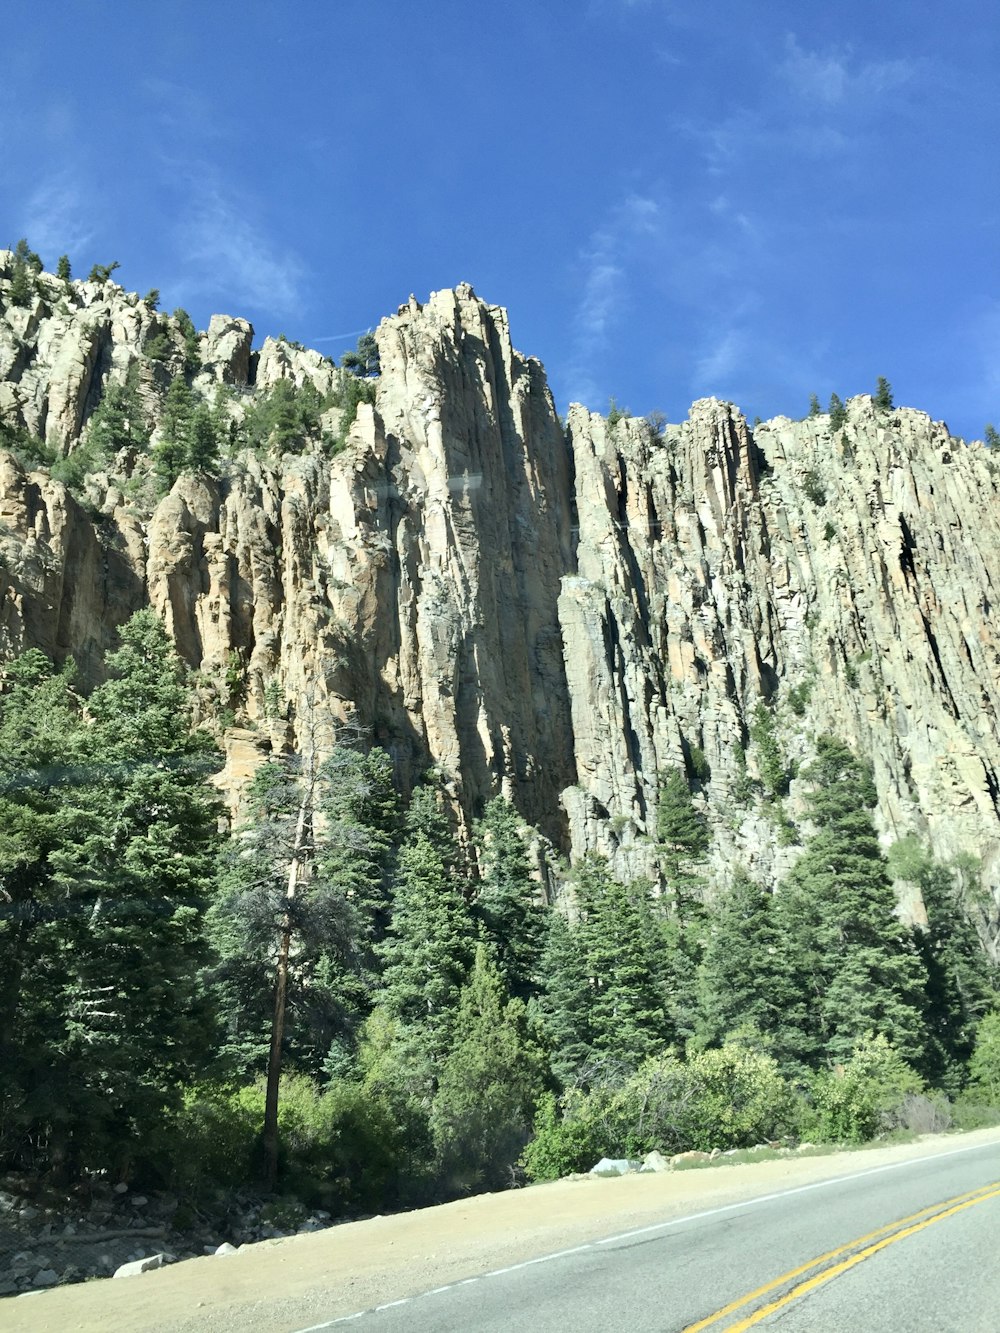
[291,1137,999,1330]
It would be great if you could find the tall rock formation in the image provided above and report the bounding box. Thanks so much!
[0,250,998,942]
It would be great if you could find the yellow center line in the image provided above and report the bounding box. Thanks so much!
[728,1184,1000,1330]
[682,1180,1000,1333]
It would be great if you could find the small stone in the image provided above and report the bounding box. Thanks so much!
[131,1195,148,1207]
[113,1182,129,1194]
[639,1150,670,1173]
[113,1253,165,1278]
[214,1243,238,1256]
[18,1205,39,1220]
[32,1269,59,1287]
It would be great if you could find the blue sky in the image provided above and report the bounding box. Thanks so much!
[3,1,998,439]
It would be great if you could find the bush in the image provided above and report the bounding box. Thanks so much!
[807,1035,922,1144]
[969,1010,1000,1103]
[520,1045,795,1181]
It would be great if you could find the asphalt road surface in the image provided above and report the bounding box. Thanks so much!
[298,1138,1000,1333]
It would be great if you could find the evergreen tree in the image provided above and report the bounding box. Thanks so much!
[187,403,220,476]
[828,393,847,431]
[472,796,547,1003]
[574,855,671,1072]
[429,944,544,1191]
[2,613,223,1177]
[56,254,71,282]
[890,842,998,1091]
[153,375,195,490]
[85,367,147,462]
[808,394,821,418]
[698,868,803,1055]
[377,781,474,1065]
[173,308,202,375]
[875,377,894,411]
[341,332,380,378]
[537,910,594,1087]
[655,768,711,1043]
[8,238,34,307]
[984,423,1000,449]
[774,738,928,1072]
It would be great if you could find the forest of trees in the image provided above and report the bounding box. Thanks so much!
[0,616,999,1217]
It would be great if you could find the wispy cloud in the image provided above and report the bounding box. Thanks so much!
[173,183,304,316]
[22,174,95,260]
[566,194,660,406]
[780,36,919,108]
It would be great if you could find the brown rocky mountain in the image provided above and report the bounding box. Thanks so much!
[1,254,997,947]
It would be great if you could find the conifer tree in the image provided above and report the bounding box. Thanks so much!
[86,368,147,462]
[698,868,802,1053]
[875,377,894,411]
[655,768,711,1042]
[3,613,223,1176]
[828,393,847,431]
[377,782,474,1063]
[537,910,594,1086]
[430,944,543,1191]
[473,796,547,1003]
[56,254,71,281]
[8,238,34,307]
[775,738,928,1071]
[574,855,671,1072]
[154,375,194,490]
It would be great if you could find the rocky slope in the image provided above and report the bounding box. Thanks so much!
[0,252,997,941]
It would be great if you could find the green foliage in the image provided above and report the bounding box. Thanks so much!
[968,1011,1000,1104]
[145,326,174,362]
[0,613,224,1177]
[774,738,928,1073]
[828,393,847,430]
[56,254,71,282]
[807,1034,921,1143]
[749,702,789,798]
[522,1044,794,1179]
[87,260,120,283]
[888,840,997,1091]
[0,419,56,470]
[808,394,821,418]
[537,911,594,1087]
[430,945,544,1192]
[241,378,325,456]
[377,783,474,1063]
[874,376,894,411]
[328,373,376,453]
[143,288,160,311]
[173,308,202,374]
[786,678,813,717]
[340,332,380,378]
[698,869,797,1052]
[8,238,37,307]
[472,797,547,1003]
[802,468,826,506]
[153,376,222,489]
[984,423,1000,449]
[606,397,629,430]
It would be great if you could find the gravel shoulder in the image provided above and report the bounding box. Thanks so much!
[7,1126,1000,1333]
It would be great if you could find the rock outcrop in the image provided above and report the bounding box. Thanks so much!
[1,252,998,939]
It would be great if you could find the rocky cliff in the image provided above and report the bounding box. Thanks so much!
[1,252,998,941]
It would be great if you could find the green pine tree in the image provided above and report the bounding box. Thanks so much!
[153,375,195,490]
[875,377,894,411]
[4,613,223,1177]
[56,254,72,282]
[574,855,671,1072]
[429,944,544,1191]
[472,796,547,1003]
[537,910,594,1087]
[828,393,847,431]
[775,738,929,1072]
[8,238,34,307]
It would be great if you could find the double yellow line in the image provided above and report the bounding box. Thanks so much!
[683,1179,1000,1331]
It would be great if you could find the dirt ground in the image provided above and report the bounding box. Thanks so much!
[6,1127,1000,1333]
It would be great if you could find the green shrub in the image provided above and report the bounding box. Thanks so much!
[802,469,826,506]
[968,1010,1000,1103]
[807,1035,922,1144]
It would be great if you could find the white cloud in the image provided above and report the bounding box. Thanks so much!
[566,194,660,406]
[174,184,304,316]
[780,35,918,108]
[22,174,95,260]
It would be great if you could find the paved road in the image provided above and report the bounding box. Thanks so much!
[298,1139,1000,1332]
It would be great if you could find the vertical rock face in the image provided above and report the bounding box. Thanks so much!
[0,255,999,933]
